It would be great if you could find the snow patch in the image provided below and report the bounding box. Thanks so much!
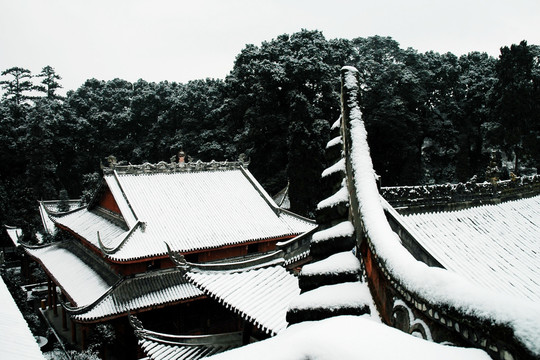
[321,158,345,178]
[289,282,371,311]
[312,221,354,243]
[316,180,349,210]
[331,116,341,130]
[326,135,343,149]
[207,315,490,360]
[301,251,360,276]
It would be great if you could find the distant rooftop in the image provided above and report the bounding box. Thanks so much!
[397,194,540,302]
[42,161,316,262]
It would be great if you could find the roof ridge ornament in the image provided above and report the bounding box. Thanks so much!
[128,313,144,336]
[165,242,190,274]
[239,153,250,168]
[103,159,248,175]
[97,221,145,255]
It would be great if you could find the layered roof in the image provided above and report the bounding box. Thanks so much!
[39,200,81,235]
[45,162,315,262]
[25,240,203,319]
[71,269,204,322]
[174,253,300,336]
[5,225,22,247]
[396,195,540,302]
[25,241,119,307]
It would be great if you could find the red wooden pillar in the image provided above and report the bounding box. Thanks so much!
[81,326,87,350]
[47,277,52,309]
[21,253,30,283]
[52,283,58,316]
[71,319,76,343]
[61,294,67,330]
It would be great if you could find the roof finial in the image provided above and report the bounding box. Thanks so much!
[107,155,117,169]
[178,149,186,166]
[239,153,250,168]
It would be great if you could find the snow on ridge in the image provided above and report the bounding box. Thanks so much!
[343,67,540,355]
[289,282,371,311]
[301,251,360,276]
[321,158,345,178]
[316,179,349,210]
[325,135,343,149]
[331,116,341,130]
[312,221,354,243]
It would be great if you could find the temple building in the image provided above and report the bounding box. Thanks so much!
[163,66,539,360]
[5,66,540,359]
[20,159,315,358]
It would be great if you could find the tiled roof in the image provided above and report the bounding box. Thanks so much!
[0,276,45,359]
[50,207,128,249]
[72,269,203,322]
[39,200,83,235]
[138,339,237,360]
[398,195,540,302]
[5,225,22,246]
[182,257,299,336]
[48,166,316,262]
[25,241,204,321]
[24,241,119,307]
[132,316,243,360]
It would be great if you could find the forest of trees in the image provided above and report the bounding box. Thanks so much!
[1,30,539,233]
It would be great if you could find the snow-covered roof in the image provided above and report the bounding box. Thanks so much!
[205,316,490,360]
[181,256,299,336]
[396,195,540,302]
[24,241,119,307]
[39,200,81,235]
[0,276,45,359]
[138,336,240,360]
[5,225,22,247]
[342,66,540,356]
[289,282,371,313]
[47,164,315,262]
[272,184,290,209]
[49,207,127,249]
[72,269,203,322]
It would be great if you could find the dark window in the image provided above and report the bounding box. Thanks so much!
[185,253,199,262]
[247,243,259,254]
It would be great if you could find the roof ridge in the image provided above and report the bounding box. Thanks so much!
[104,159,249,176]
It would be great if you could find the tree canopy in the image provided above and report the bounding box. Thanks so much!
[1,32,539,229]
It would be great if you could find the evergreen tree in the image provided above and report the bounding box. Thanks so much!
[0,67,35,105]
[492,40,539,173]
[36,65,63,100]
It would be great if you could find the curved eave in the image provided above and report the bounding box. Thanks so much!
[22,243,80,306]
[21,241,118,307]
[69,269,205,323]
[103,233,301,263]
[72,295,207,324]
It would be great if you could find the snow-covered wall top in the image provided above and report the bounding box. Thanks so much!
[382,175,540,212]
[340,66,540,358]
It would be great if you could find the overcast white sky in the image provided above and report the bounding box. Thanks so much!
[1,0,539,94]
